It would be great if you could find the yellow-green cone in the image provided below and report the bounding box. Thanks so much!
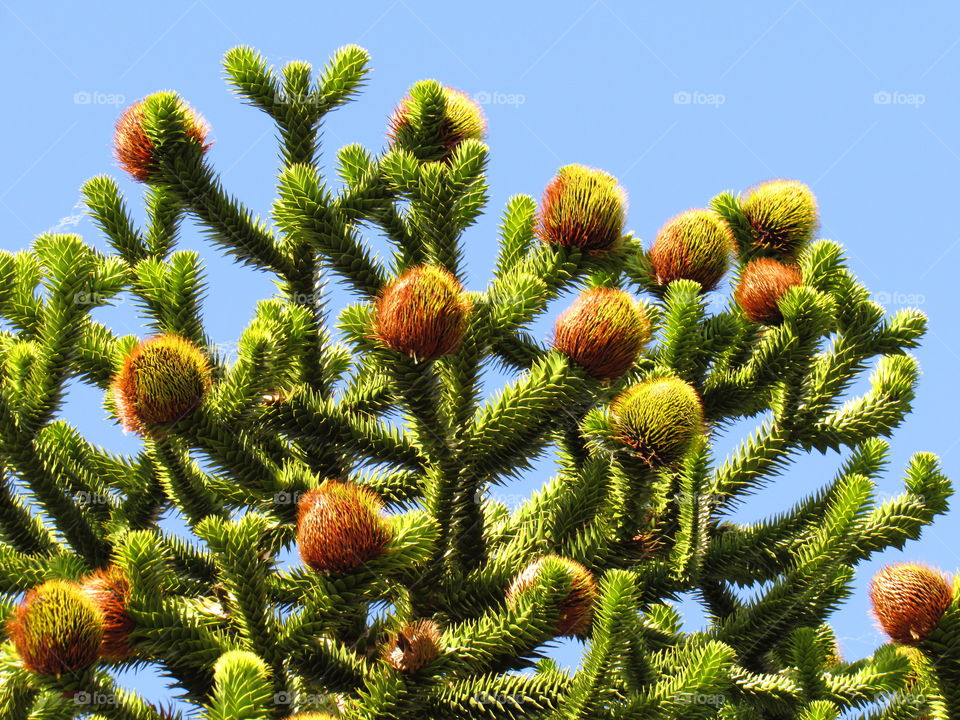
[611,377,704,466]
[741,179,818,257]
[649,209,735,291]
[537,164,627,253]
[8,580,104,676]
[388,83,485,161]
[111,334,212,435]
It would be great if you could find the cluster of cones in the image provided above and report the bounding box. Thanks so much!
[70,71,952,706]
[7,567,133,677]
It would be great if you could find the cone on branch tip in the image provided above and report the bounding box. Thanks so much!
[610,377,704,467]
[537,164,627,254]
[741,179,818,257]
[388,84,485,161]
[735,257,804,326]
[869,563,954,646]
[111,334,212,436]
[506,555,597,637]
[649,209,736,291]
[552,287,650,380]
[373,265,472,361]
[297,481,392,574]
[81,566,134,662]
[7,580,104,676]
[115,92,211,183]
[383,619,442,673]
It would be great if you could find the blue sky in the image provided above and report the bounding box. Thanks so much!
[2,0,960,712]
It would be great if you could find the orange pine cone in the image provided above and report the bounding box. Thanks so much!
[297,481,392,574]
[870,563,954,645]
[734,257,803,325]
[552,287,650,380]
[383,619,442,673]
[507,555,597,636]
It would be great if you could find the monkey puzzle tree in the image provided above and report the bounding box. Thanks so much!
[0,44,957,720]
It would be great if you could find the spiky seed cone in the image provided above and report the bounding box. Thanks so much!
[297,481,392,574]
[388,84,485,160]
[111,334,212,435]
[81,567,134,661]
[741,179,818,256]
[649,209,736,291]
[7,580,104,676]
[537,164,627,254]
[611,377,704,467]
[734,258,803,326]
[552,287,650,380]
[869,563,954,646]
[115,93,211,183]
[506,556,598,637]
[373,265,472,361]
[383,619,442,673]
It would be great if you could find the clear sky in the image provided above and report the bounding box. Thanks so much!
[2,0,959,712]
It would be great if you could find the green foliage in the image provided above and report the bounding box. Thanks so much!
[0,44,953,720]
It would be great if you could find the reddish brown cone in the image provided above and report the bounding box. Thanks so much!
[734,258,803,325]
[111,334,212,435]
[374,265,472,361]
[870,563,954,646]
[383,619,442,673]
[115,93,210,183]
[297,481,392,574]
[537,165,627,254]
[507,555,597,636]
[649,209,736,291]
[552,287,650,380]
[82,566,135,661]
[8,580,104,676]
